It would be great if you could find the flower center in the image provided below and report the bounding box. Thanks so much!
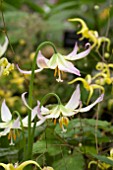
[8,129,17,145]
[54,67,63,82]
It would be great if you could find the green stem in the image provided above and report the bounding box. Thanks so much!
[26,41,57,160]
[13,111,26,160]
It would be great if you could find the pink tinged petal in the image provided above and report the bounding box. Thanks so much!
[37,51,49,68]
[75,94,104,113]
[0,36,8,57]
[12,117,21,129]
[31,106,39,120]
[58,56,80,76]
[1,100,12,122]
[16,64,43,74]
[73,43,91,60]
[0,127,10,137]
[65,85,80,110]
[41,106,50,115]
[65,43,78,60]
[65,43,91,61]
[48,54,58,69]
[37,101,46,120]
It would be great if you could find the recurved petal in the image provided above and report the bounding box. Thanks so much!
[37,51,49,68]
[65,43,78,60]
[16,64,43,74]
[1,100,12,122]
[21,92,32,110]
[17,160,42,170]
[0,36,8,57]
[65,85,80,110]
[65,43,91,61]
[75,43,91,60]
[75,93,104,113]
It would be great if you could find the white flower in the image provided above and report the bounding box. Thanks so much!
[17,43,91,82]
[0,100,20,145]
[22,85,104,131]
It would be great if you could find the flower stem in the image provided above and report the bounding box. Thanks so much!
[26,41,57,160]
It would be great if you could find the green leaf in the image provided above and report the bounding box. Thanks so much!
[53,151,85,170]
[91,154,113,166]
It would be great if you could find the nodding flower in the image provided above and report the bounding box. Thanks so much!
[17,42,91,82]
[22,85,104,132]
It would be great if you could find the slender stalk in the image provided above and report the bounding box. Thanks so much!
[26,41,57,160]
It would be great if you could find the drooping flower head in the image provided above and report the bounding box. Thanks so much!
[22,85,104,132]
[0,100,20,145]
[17,43,91,82]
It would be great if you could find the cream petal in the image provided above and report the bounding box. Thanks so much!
[0,127,10,136]
[0,122,8,128]
[75,94,104,113]
[0,36,8,57]
[59,105,73,116]
[1,100,12,122]
[48,54,58,69]
[37,51,49,68]
[45,105,60,119]
[16,64,43,74]
[65,85,80,110]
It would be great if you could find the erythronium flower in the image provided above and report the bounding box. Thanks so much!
[0,36,8,57]
[0,160,43,170]
[22,85,104,132]
[0,100,20,145]
[17,43,91,82]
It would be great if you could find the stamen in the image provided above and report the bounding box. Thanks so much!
[54,67,57,77]
[53,119,56,125]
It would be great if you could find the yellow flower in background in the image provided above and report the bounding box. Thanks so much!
[68,75,104,104]
[88,148,113,170]
[95,62,113,85]
[0,58,14,77]
[0,36,14,76]
[0,160,42,170]
[68,18,110,52]
[42,167,54,170]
